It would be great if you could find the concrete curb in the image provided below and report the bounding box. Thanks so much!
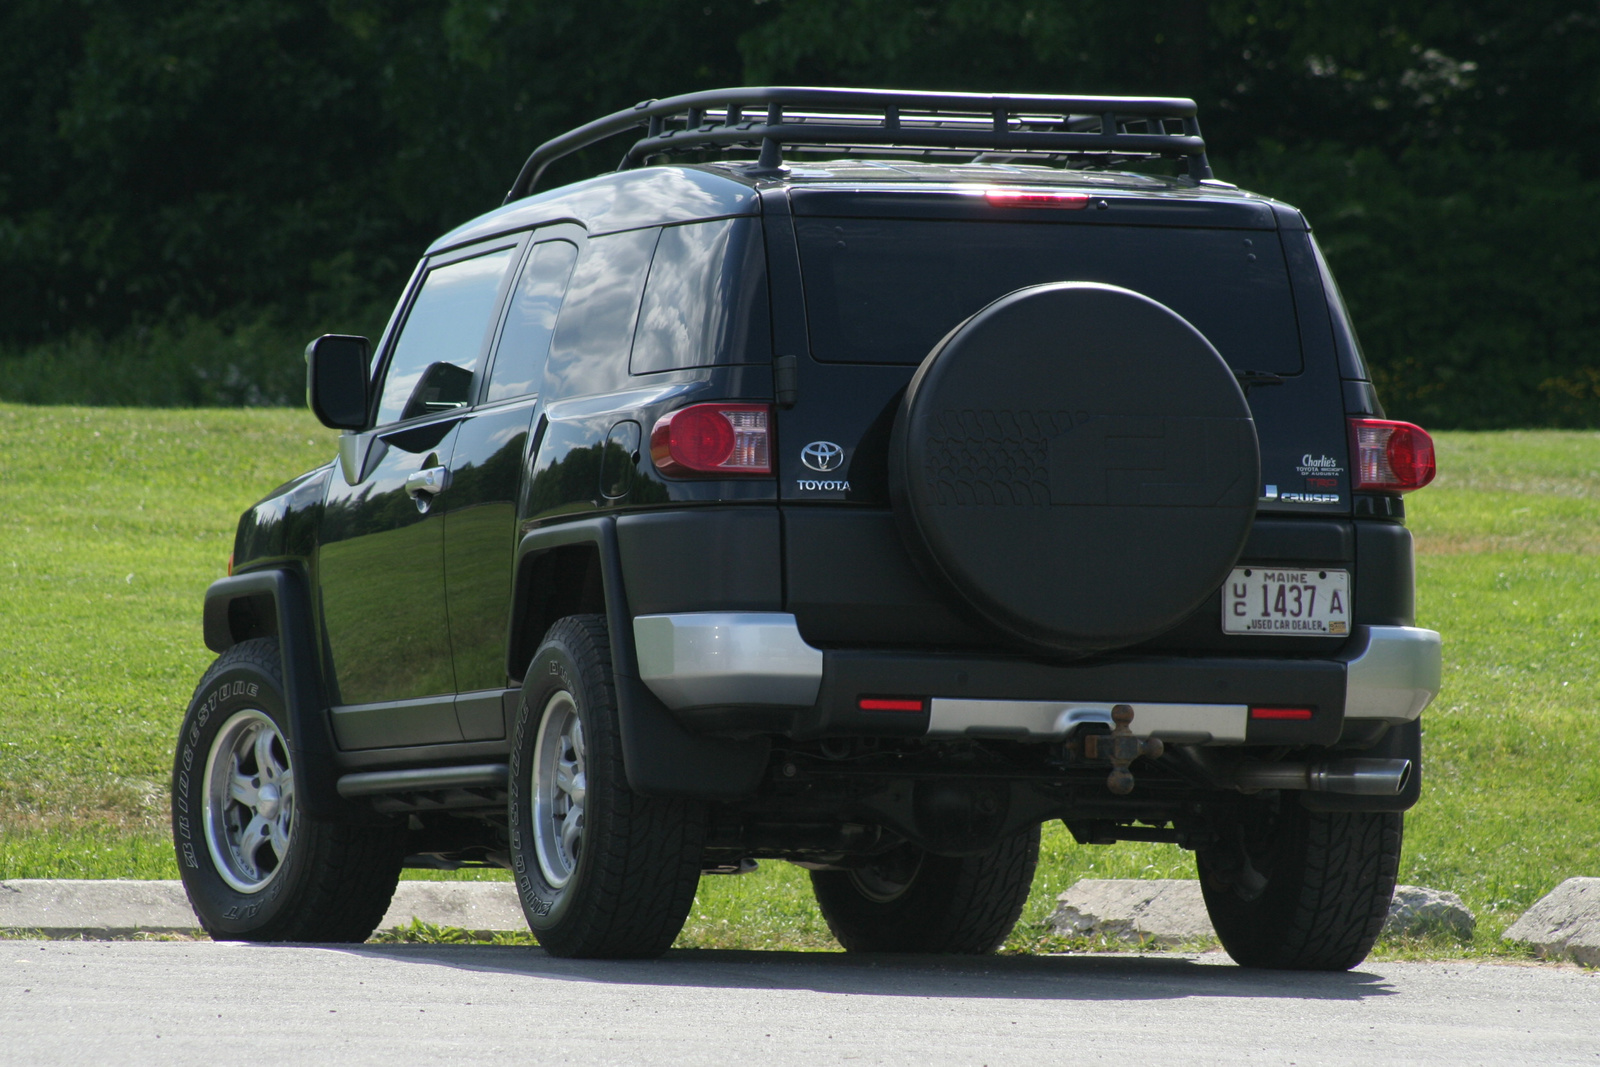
[0,879,526,940]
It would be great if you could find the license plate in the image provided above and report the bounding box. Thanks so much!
[1222,567,1350,636]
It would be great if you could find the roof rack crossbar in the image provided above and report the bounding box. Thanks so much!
[504,86,1213,203]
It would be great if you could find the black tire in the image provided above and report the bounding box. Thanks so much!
[508,615,705,958]
[1197,796,1402,970]
[171,638,404,942]
[810,826,1041,954]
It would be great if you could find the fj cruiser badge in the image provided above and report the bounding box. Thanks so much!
[801,441,845,472]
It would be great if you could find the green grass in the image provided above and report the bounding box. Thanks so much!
[2,406,1597,958]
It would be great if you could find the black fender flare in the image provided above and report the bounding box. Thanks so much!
[512,517,770,798]
[201,569,363,822]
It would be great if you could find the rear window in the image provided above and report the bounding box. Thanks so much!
[796,218,1302,373]
[631,217,771,374]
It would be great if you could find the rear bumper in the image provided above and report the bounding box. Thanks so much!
[634,613,1440,744]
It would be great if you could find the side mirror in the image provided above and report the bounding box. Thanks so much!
[305,335,371,430]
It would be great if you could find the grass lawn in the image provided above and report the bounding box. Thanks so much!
[1,403,1596,955]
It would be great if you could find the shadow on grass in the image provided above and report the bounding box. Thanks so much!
[306,941,1398,1003]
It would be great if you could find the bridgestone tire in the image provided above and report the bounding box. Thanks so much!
[889,282,1259,656]
[171,638,404,942]
[810,825,1040,954]
[509,615,705,959]
[1197,797,1402,971]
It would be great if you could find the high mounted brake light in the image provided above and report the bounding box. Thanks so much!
[983,189,1090,209]
[1348,418,1436,492]
[650,403,772,476]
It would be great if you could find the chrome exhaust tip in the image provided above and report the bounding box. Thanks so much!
[1234,758,1412,796]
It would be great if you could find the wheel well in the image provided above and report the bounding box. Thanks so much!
[508,543,606,683]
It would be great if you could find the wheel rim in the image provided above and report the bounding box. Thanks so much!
[849,848,924,904]
[532,690,586,888]
[202,709,295,894]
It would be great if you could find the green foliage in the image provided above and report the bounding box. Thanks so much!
[2,1,1596,425]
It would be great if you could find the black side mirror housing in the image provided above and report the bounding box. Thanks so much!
[305,335,371,430]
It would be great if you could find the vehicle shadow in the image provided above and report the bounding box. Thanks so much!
[312,944,1398,1003]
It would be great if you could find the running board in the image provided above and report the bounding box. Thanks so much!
[336,763,508,799]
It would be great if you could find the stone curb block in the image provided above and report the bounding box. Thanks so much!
[1502,877,1600,967]
[0,880,526,939]
[1048,879,1477,947]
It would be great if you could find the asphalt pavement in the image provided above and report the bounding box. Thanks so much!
[2,941,1595,1065]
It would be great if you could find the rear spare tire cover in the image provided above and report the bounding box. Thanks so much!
[889,282,1259,656]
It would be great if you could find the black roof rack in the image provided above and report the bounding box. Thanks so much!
[504,86,1213,204]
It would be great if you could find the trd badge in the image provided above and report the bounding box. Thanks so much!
[801,441,845,472]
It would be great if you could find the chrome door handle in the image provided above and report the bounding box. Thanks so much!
[405,466,451,511]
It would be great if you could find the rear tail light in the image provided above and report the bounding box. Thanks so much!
[858,697,927,712]
[1348,418,1436,491]
[650,403,772,476]
[983,188,1090,209]
[1251,706,1314,721]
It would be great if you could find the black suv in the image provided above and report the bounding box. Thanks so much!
[172,88,1441,970]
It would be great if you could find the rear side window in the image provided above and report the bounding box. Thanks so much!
[543,228,659,401]
[631,217,770,374]
[375,247,516,425]
[796,219,1302,374]
[486,239,579,402]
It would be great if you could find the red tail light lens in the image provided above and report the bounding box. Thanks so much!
[1348,418,1437,491]
[651,403,772,476]
[984,189,1090,209]
[858,697,927,712]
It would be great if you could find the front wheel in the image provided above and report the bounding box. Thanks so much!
[172,638,404,941]
[508,615,705,958]
[1197,795,1402,970]
[810,826,1040,954]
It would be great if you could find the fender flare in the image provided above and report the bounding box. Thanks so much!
[513,517,770,798]
[201,569,365,822]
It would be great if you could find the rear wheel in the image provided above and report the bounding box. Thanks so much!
[1197,795,1401,970]
[810,826,1040,954]
[509,615,705,958]
[172,638,404,942]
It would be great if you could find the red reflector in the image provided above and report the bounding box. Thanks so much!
[859,697,926,712]
[1251,707,1314,721]
[984,188,1090,209]
[1348,418,1436,492]
[650,403,772,476]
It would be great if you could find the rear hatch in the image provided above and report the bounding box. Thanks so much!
[763,173,1355,654]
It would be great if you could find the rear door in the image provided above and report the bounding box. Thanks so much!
[441,227,581,738]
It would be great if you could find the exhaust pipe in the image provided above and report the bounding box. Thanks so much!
[1234,758,1412,796]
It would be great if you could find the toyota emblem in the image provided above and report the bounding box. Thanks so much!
[801,441,845,472]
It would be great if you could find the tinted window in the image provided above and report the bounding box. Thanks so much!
[542,228,658,402]
[631,217,770,374]
[487,240,578,402]
[375,247,515,425]
[796,219,1302,373]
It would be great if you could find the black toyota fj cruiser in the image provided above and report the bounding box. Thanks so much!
[172,87,1441,970]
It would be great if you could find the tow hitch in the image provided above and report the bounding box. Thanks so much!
[1073,704,1165,795]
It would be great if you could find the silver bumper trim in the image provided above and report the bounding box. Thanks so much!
[1344,625,1441,723]
[634,612,824,709]
[927,700,1248,744]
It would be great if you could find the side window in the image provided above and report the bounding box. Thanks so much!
[631,217,770,374]
[374,246,516,425]
[486,239,578,403]
[541,227,659,402]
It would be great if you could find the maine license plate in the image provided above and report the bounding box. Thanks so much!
[1223,567,1350,636]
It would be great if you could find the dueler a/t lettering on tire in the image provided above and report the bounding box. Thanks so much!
[508,615,705,958]
[171,637,405,942]
[809,826,1040,954]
